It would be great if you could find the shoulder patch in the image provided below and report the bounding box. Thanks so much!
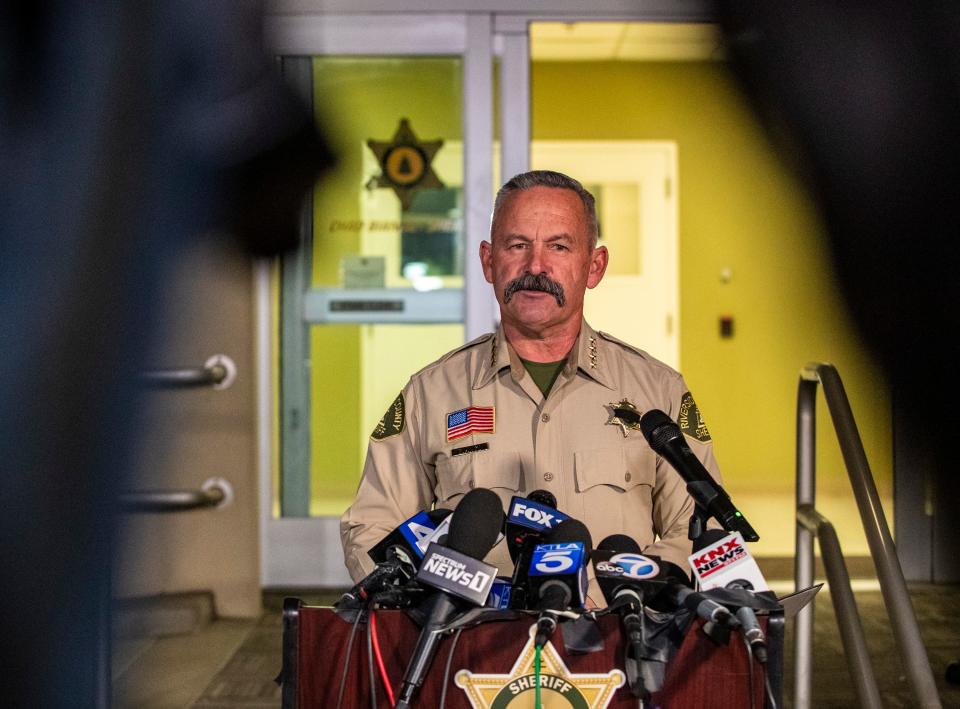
[371,392,405,441]
[678,391,711,442]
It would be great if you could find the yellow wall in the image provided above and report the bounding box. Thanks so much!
[533,61,892,555]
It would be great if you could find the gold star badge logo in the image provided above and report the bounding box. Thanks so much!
[366,118,444,210]
[455,625,625,708]
[606,399,643,437]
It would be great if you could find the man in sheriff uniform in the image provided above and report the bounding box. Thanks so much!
[340,170,722,600]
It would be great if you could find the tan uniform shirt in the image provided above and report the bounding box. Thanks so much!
[340,320,722,595]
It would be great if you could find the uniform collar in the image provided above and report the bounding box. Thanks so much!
[472,319,616,390]
[566,319,617,390]
[472,324,516,390]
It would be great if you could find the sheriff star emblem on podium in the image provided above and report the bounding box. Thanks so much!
[455,625,625,708]
[366,118,444,210]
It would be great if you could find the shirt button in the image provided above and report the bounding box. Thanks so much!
[624,472,632,483]
[543,472,554,482]
[541,413,550,423]
[468,480,475,489]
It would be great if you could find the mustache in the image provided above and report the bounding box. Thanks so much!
[502,272,566,306]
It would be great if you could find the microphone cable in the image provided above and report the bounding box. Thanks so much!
[335,605,366,709]
[369,609,396,706]
[366,612,377,709]
[438,626,465,709]
[535,644,543,709]
[764,670,779,709]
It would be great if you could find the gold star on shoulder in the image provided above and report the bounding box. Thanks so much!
[455,625,624,708]
[606,398,643,437]
[366,118,444,210]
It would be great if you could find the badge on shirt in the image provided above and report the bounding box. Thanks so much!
[606,399,643,437]
[678,391,711,442]
[446,406,495,442]
[371,392,405,441]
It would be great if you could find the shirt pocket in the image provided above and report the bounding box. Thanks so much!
[574,445,656,493]
[435,450,523,503]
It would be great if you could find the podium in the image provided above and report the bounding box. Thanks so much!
[280,600,783,708]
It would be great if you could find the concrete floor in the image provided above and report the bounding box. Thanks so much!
[112,586,960,708]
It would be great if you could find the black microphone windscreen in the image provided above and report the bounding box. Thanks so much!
[692,527,729,552]
[639,409,679,448]
[446,488,504,559]
[658,559,692,585]
[527,489,557,509]
[596,534,641,554]
[427,508,452,523]
[544,518,593,555]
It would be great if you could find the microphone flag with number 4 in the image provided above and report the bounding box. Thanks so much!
[367,509,449,565]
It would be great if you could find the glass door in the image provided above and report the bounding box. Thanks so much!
[260,14,495,587]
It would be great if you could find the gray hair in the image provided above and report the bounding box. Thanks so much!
[491,170,599,248]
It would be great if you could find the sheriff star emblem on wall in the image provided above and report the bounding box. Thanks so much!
[366,118,444,210]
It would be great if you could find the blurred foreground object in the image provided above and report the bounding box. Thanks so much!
[0,1,332,706]
[716,0,960,574]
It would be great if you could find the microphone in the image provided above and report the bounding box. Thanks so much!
[336,555,414,610]
[593,535,660,699]
[527,519,593,648]
[669,582,740,631]
[639,409,759,541]
[485,577,515,609]
[687,530,775,653]
[728,579,767,663]
[504,489,569,609]
[367,507,452,567]
[504,489,564,557]
[692,527,729,553]
[337,508,452,609]
[528,488,558,508]
[625,558,740,641]
[395,488,504,709]
[593,534,660,609]
[688,529,769,592]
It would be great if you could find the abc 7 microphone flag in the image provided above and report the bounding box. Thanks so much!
[593,552,661,581]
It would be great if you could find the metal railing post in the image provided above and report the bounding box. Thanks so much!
[794,376,817,709]
[794,363,942,709]
[817,366,942,708]
[798,506,883,708]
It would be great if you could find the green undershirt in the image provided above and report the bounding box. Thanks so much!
[519,357,566,397]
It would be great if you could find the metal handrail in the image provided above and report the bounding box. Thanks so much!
[794,363,941,709]
[140,354,236,390]
[118,477,233,513]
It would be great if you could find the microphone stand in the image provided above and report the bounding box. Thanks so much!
[687,502,734,646]
[615,594,650,704]
[684,479,759,542]
[687,501,712,551]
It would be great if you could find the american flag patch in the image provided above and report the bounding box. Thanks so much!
[446,406,495,442]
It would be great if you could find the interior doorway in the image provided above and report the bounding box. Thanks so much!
[532,140,679,369]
